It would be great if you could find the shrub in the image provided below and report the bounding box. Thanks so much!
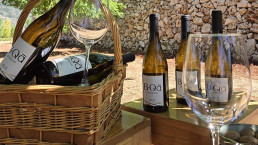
[0,18,3,38]
[2,19,11,38]
[11,25,15,37]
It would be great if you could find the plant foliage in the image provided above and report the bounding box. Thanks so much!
[2,19,11,38]
[2,0,126,18]
[0,18,3,38]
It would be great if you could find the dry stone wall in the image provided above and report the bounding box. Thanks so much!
[96,0,258,64]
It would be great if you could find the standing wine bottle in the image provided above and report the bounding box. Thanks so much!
[205,10,232,103]
[36,53,135,86]
[142,14,169,113]
[0,0,74,84]
[175,15,190,105]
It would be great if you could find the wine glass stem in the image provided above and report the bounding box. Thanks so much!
[81,40,94,86]
[210,124,221,145]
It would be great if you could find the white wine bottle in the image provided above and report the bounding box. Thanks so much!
[175,15,190,105]
[205,10,232,103]
[142,14,169,113]
[0,0,74,84]
[36,53,135,86]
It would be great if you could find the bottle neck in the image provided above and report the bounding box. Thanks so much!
[181,21,190,40]
[181,32,189,40]
[149,31,161,52]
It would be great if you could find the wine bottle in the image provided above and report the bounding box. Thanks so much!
[205,10,232,103]
[36,53,135,86]
[0,0,74,84]
[175,15,190,105]
[142,14,169,113]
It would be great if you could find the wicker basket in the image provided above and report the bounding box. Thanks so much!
[0,0,124,144]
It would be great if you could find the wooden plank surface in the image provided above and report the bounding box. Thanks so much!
[102,111,151,145]
[122,90,258,145]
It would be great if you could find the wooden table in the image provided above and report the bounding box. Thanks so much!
[102,111,152,145]
[122,91,258,145]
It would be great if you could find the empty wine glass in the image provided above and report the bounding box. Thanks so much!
[69,0,109,86]
[182,34,252,145]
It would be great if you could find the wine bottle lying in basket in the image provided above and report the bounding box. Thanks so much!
[36,53,135,86]
[0,0,73,84]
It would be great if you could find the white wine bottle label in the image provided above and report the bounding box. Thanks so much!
[0,37,35,81]
[143,74,164,106]
[206,77,228,102]
[176,71,184,97]
[52,55,92,77]
[186,71,199,92]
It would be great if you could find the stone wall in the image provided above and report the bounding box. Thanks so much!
[96,0,258,64]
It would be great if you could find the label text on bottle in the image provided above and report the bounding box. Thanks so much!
[143,75,164,106]
[0,37,35,81]
[206,77,229,102]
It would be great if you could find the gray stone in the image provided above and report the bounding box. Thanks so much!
[235,12,242,21]
[174,33,181,42]
[189,6,196,13]
[176,19,181,28]
[144,24,148,30]
[193,17,203,25]
[159,20,164,28]
[169,39,175,45]
[192,0,200,5]
[196,12,205,17]
[210,0,216,3]
[203,2,214,8]
[237,0,248,8]
[225,18,237,26]
[170,0,179,6]
[251,55,258,65]
[200,0,209,3]
[246,3,251,8]
[225,0,237,6]
[217,0,225,6]
[128,24,134,31]
[253,2,258,7]
[228,6,237,15]
[238,23,248,29]
[238,8,247,15]
[163,16,168,24]
[250,24,258,33]
[217,6,227,13]
[166,29,174,38]
[139,41,145,48]
[196,4,201,8]
[201,24,211,33]
[161,45,167,51]
[247,33,253,39]
[136,26,143,31]
[245,39,256,57]
[175,4,182,10]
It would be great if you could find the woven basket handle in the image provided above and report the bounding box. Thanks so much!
[13,0,123,72]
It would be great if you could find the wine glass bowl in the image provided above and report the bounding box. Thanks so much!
[69,0,108,86]
[182,34,252,144]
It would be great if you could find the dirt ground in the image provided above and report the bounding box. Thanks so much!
[0,42,257,104]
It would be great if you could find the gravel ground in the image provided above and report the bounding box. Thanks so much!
[0,42,257,104]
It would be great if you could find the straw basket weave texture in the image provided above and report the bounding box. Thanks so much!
[0,0,125,144]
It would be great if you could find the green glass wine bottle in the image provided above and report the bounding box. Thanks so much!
[142,14,169,113]
[36,53,135,86]
[0,0,74,84]
[205,10,232,103]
